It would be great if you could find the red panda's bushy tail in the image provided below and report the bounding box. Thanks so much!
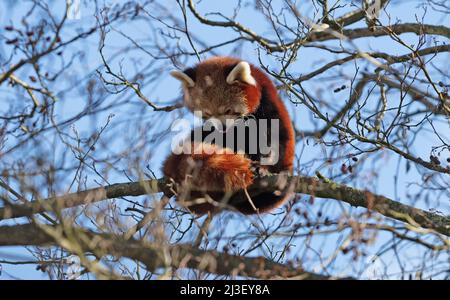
[163,142,293,215]
[163,142,254,214]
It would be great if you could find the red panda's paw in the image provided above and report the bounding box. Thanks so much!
[163,143,254,193]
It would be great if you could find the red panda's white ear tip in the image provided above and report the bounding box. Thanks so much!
[226,61,257,86]
[170,70,195,87]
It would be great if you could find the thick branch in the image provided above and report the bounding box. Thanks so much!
[247,176,450,236]
[0,176,448,236]
[186,0,450,52]
[0,178,171,220]
[289,23,450,51]
[0,223,343,280]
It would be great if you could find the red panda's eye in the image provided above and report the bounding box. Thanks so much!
[224,108,233,115]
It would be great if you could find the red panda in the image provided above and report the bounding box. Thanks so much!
[163,56,295,215]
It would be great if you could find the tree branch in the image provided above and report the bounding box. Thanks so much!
[185,0,450,52]
[1,175,448,236]
[332,0,391,28]
[0,223,348,280]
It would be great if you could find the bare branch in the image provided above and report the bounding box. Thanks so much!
[1,176,448,236]
[0,223,350,280]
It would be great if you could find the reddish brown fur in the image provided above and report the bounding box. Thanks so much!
[165,56,296,215]
[182,57,251,118]
[163,143,253,193]
[247,65,295,171]
[188,56,294,171]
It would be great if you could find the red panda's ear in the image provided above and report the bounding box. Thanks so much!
[170,70,195,87]
[226,61,257,86]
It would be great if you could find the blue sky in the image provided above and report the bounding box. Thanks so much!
[0,0,449,279]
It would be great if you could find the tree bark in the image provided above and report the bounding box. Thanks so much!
[1,175,448,236]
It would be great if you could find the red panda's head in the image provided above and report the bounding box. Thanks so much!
[170,57,262,122]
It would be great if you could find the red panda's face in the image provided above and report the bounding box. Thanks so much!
[171,57,261,123]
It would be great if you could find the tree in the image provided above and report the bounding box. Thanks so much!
[0,0,448,280]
